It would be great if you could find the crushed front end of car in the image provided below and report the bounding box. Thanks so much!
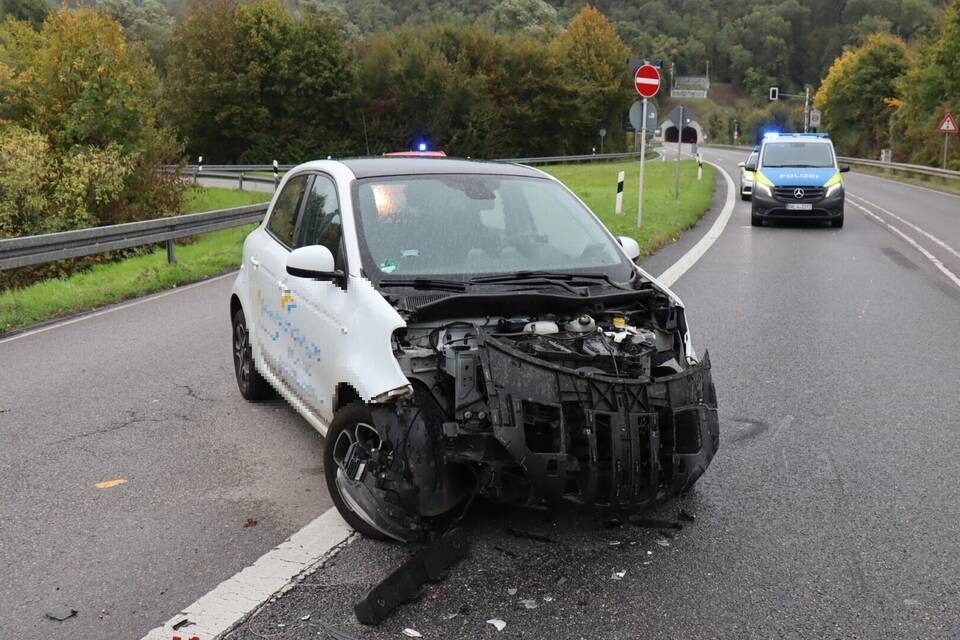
[333,286,719,542]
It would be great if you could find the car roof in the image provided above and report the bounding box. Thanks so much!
[338,157,546,180]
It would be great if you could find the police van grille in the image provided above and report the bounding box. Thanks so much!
[774,186,825,202]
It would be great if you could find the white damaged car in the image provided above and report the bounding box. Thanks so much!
[230,157,719,541]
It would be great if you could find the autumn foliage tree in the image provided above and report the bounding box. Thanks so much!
[0,7,181,240]
[893,0,960,166]
[815,33,911,157]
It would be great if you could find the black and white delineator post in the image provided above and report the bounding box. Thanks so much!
[615,170,625,214]
[273,159,279,189]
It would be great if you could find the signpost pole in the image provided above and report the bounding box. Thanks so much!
[803,86,810,133]
[946,133,950,171]
[638,98,648,227]
[675,105,684,201]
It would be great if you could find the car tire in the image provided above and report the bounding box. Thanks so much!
[232,309,274,402]
[751,211,763,226]
[832,215,844,228]
[323,404,395,541]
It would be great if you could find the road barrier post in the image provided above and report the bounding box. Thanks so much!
[239,170,244,191]
[166,239,176,264]
[615,171,625,215]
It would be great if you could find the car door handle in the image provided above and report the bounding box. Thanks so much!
[250,257,260,269]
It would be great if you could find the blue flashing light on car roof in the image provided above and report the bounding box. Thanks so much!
[763,131,780,139]
[417,142,428,152]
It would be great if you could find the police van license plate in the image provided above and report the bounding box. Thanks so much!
[786,203,813,211]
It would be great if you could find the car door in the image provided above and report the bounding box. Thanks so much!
[251,173,310,385]
[284,172,352,423]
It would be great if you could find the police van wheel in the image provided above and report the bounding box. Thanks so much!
[832,215,844,228]
[751,213,763,226]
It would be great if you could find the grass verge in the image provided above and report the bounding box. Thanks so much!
[543,159,716,257]
[0,187,271,334]
[0,165,715,335]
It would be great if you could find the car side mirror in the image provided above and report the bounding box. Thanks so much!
[839,163,850,173]
[617,236,641,261]
[286,245,343,282]
[737,162,745,168]
[744,160,757,171]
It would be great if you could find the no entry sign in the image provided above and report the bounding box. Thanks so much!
[634,64,661,99]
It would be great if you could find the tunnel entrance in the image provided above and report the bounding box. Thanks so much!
[664,126,699,144]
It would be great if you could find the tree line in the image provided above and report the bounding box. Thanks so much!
[816,1,960,165]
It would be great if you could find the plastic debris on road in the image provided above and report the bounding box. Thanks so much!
[543,596,554,602]
[402,628,423,637]
[507,588,517,595]
[300,614,311,621]
[611,570,627,580]
[487,619,507,631]
[656,539,671,547]
[45,606,77,621]
[520,598,538,609]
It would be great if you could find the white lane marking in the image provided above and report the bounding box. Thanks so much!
[140,508,354,640]
[0,272,238,346]
[848,169,960,202]
[848,193,960,261]
[656,158,737,287]
[849,200,960,290]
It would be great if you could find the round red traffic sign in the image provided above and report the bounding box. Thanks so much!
[634,64,661,99]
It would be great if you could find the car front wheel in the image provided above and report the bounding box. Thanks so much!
[232,309,274,402]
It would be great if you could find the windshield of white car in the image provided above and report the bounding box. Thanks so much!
[761,142,834,168]
[353,174,632,281]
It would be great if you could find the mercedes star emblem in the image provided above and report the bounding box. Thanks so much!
[794,188,805,199]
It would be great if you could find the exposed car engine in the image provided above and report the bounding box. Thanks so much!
[330,289,719,542]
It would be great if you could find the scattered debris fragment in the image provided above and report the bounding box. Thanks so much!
[442,613,459,620]
[611,570,626,580]
[601,517,623,529]
[486,619,507,631]
[903,599,921,606]
[608,541,622,546]
[402,629,422,638]
[355,529,469,625]
[243,517,258,528]
[45,606,77,622]
[543,596,553,602]
[171,617,193,630]
[646,550,653,555]
[300,614,311,621]
[520,599,538,609]
[678,509,696,522]
[506,527,555,543]
[627,515,682,530]
[554,575,567,587]
[277,623,286,629]
[656,539,671,548]
[318,621,362,640]
[507,588,517,596]
[95,479,127,490]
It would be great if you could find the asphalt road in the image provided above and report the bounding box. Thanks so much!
[3,149,960,639]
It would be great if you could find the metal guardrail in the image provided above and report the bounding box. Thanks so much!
[0,204,268,270]
[703,144,960,182]
[4,151,654,272]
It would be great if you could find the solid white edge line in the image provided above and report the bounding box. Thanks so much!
[140,509,355,640]
[0,272,239,346]
[656,158,736,287]
[847,193,960,261]
[849,200,960,290]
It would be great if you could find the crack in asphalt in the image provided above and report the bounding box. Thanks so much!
[45,411,165,446]
[176,383,214,402]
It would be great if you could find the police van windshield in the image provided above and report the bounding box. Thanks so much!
[353,174,631,279]
[762,142,835,168]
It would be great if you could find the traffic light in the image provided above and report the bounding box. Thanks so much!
[769,87,779,101]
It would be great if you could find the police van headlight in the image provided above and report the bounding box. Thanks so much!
[825,183,843,198]
[754,183,772,197]
[743,173,754,183]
